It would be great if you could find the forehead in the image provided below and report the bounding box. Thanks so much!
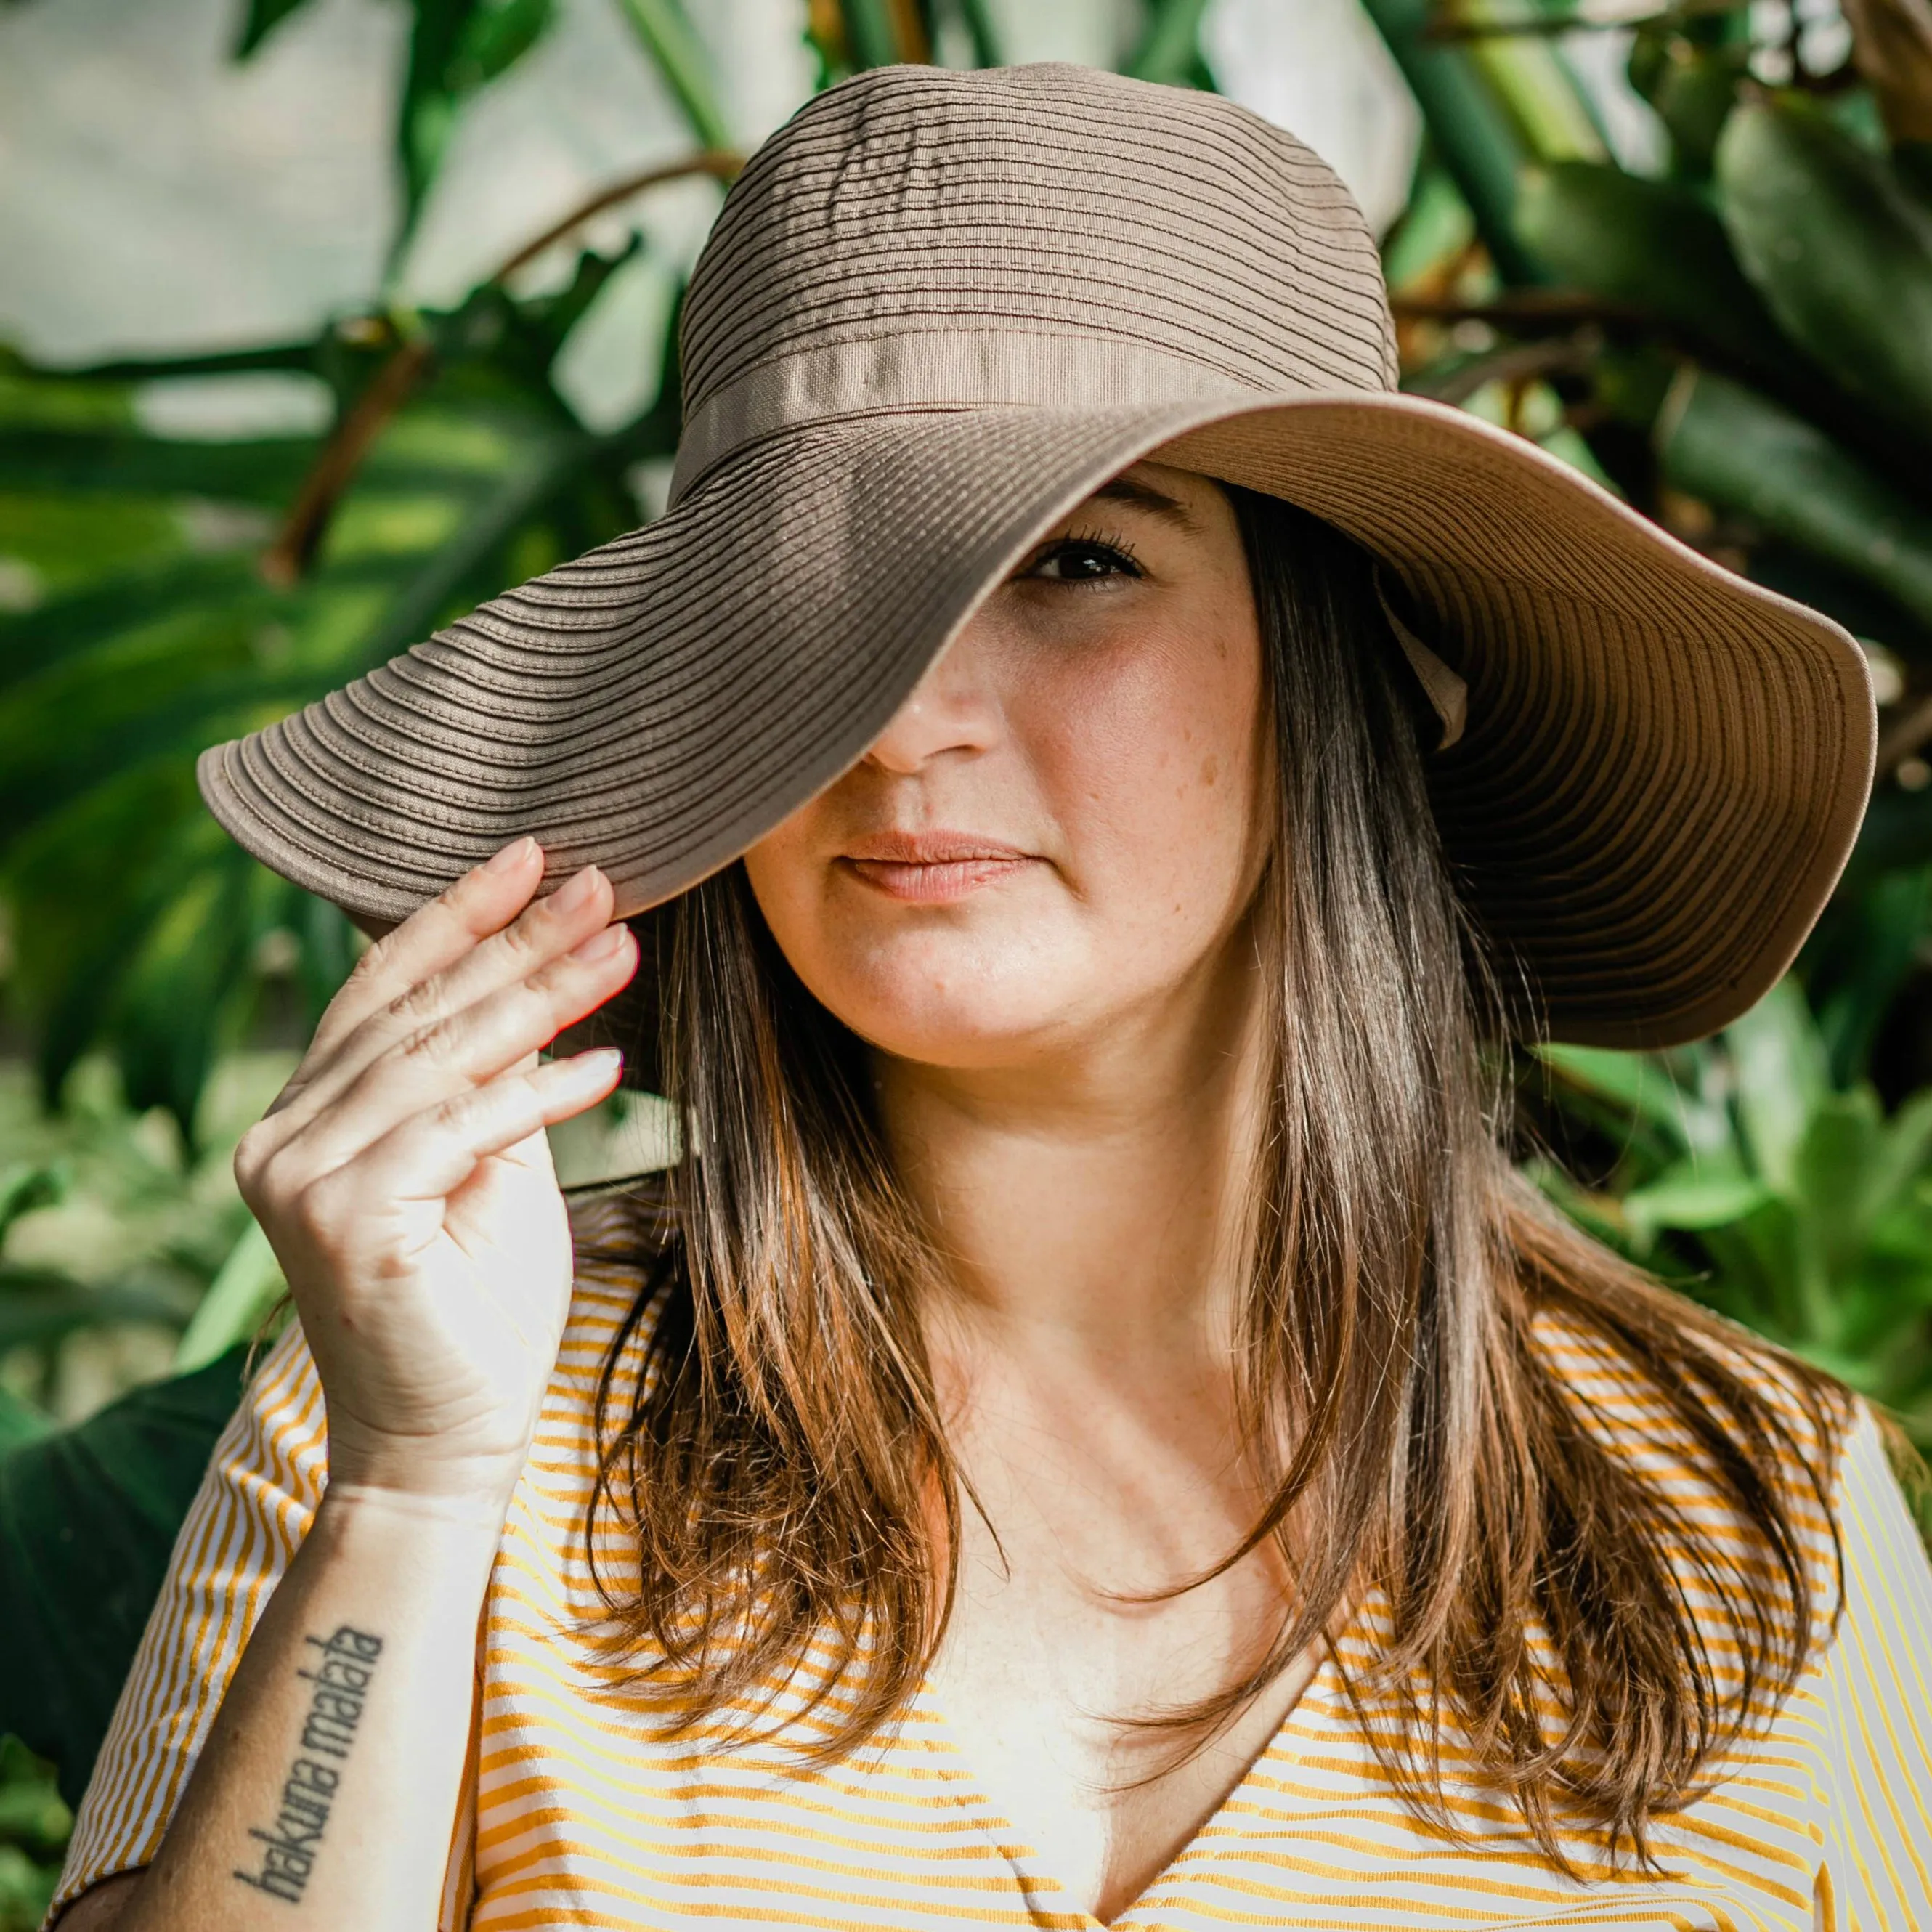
[1063,463,1218,533]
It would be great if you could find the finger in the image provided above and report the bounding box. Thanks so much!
[281,859,617,1129]
[362,862,620,1064]
[267,922,637,1184]
[299,838,548,1071]
[313,1048,625,1222]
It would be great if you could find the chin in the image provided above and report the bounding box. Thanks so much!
[801,942,1081,1070]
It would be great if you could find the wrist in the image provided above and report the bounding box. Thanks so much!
[319,1480,517,1535]
[304,1483,510,1610]
[323,1416,532,1516]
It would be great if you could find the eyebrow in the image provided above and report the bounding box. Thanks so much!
[1087,474,1201,530]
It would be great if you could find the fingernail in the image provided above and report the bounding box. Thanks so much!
[569,925,628,964]
[487,836,537,875]
[577,1047,624,1078]
[552,865,604,912]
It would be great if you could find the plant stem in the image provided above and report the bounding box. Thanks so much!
[612,0,734,151]
[259,153,737,585]
[953,0,1004,65]
[260,338,434,585]
[1362,0,1547,283]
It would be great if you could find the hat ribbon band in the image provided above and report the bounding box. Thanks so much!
[667,328,1464,750]
[668,328,1273,503]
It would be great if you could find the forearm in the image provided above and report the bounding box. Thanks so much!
[110,1485,500,1932]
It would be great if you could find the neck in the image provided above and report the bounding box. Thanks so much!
[875,930,1267,1377]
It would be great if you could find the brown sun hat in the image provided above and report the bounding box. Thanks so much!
[197,61,1874,1052]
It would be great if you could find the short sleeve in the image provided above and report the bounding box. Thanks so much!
[1814,1405,1932,1931]
[47,1321,328,1920]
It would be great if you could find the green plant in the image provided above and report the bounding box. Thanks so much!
[0,1735,69,1932]
[1533,981,1932,1447]
[1368,0,1932,1497]
[0,1346,253,1809]
[0,0,736,1149]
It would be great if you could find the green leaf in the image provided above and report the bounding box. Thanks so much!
[1535,1042,1720,1155]
[840,0,901,69]
[232,0,317,58]
[1790,1087,1886,1294]
[174,1222,284,1375]
[1863,1087,1932,1223]
[1726,979,1830,1196]
[0,1348,248,1807]
[397,1,489,248]
[0,1273,189,1353]
[1657,370,1932,633]
[0,556,266,697]
[1622,1164,1774,1247]
[17,342,325,387]
[0,1735,70,1858]
[1524,1155,1632,1253]
[1454,1,1605,167]
[0,1167,63,1244]
[1717,94,1932,450]
[107,847,275,1134]
[953,0,1004,66]
[1627,18,1746,181]
[0,1392,50,1461]
[455,0,557,87]
[1360,0,1545,285]
[1694,1196,1806,1341]
[1514,163,1803,391]
[1806,867,1932,1083]
[348,445,582,666]
[0,630,294,844]
[1126,0,1211,86]
[611,0,734,153]
[4,773,299,1137]
[0,426,319,503]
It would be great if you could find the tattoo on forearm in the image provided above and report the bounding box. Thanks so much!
[232,1627,383,1905]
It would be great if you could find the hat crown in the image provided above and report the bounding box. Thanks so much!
[677,64,1397,442]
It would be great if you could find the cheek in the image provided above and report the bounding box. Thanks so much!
[742,590,1269,1059]
[1028,615,1265,926]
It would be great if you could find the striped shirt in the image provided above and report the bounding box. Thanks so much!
[53,1198,1932,1929]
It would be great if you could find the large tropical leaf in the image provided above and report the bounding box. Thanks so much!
[1718,93,1932,449]
[1656,369,1932,636]
[1513,163,1806,393]
[0,1348,248,1807]
[1360,0,1546,283]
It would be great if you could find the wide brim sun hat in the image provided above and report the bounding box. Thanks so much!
[198,61,1875,1056]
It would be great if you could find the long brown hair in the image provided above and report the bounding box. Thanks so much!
[587,486,1848,1867]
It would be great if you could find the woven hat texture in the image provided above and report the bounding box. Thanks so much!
[198,61,1875,1050]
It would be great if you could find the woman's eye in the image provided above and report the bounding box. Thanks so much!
[1027,538,1142,583]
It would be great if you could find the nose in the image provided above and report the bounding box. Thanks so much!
[861,622,1001,776]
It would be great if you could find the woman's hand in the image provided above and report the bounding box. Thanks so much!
[234,839,635,1506]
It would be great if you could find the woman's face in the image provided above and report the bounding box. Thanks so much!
[742,461,1271,1073]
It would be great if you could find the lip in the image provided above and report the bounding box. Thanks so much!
[838,830,1036,904]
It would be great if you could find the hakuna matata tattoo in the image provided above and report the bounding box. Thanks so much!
[232,1626,383,1905]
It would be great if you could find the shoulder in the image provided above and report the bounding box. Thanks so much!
[565,1182,673,1318]
[542,1183,679,1416]
[1530,1293,1846,1466]
[1528,1295,1850,1611]
[1825,1400,1931,1639]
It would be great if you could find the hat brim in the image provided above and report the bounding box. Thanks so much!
[198,390,1873,1052]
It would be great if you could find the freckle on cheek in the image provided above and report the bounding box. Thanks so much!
[1201,755,1219,787]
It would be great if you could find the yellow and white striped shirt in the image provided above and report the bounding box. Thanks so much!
[52,1201,1932,1929]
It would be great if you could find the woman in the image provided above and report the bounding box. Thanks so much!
[52,61,1932,1932]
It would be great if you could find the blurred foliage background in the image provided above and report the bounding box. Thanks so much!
[4,0,1932,1917]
